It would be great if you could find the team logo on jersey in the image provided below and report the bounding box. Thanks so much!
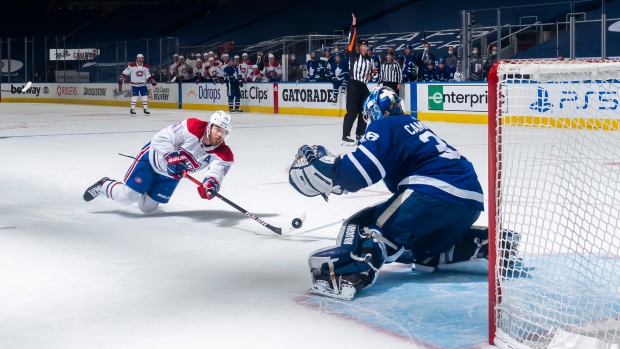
[135,177,143,184]
[361,132,379,142]
[136,71,144,77]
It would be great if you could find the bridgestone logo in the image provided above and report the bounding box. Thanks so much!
[83,87,107,96]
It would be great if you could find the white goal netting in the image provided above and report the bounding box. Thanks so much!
[489,60,620,349]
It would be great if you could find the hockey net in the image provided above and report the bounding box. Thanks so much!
[488,60,620,349]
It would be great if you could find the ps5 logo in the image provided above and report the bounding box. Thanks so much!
[529,86,619,113]
[530,86,553,113]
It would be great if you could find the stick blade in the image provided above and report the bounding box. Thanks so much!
[23,81,32,92]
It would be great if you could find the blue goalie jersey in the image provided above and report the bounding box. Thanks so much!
[333,114,484,211]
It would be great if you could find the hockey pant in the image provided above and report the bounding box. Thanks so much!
[227,82,241,110]
[343,80,369,138]
[131,85,149,111]
[101,143,181,213]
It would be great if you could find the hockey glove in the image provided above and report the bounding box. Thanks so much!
[197,177,220,200]
[177,76,183,84]
[165,151,191,179]
[150,79,157,86]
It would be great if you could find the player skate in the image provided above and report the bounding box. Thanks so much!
[130,109,136,116]
[83,177,110,202]
[143,109,150,115]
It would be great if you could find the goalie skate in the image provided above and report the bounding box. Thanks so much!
[309,280,356,301]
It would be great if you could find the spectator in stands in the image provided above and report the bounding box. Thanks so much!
[437,58,455,81]
[445,45,458,70]
[306,52,324,82]
[220,39,234,54]
[287,54,303,82]
[402,44,417,82]
[378,52,402,94]
[415,42,435,71]
[468,47,483,81]
[333,44,341,54]
[264,54,282,82]
[419,59,440,82]
[482,45,497,81]
[255,51,265,71]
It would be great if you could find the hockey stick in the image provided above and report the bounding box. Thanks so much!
[182,171,306,235]
[0,81,32,93]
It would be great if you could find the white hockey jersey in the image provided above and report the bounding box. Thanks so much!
[149,118,234,185]
[122,62,152,87]
[175,62,193,80]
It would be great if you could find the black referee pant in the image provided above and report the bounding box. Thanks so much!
[382,81,399,94]
[343,79,370,139]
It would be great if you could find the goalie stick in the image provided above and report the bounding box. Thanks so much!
[182,171,305,235]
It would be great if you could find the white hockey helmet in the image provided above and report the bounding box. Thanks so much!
[251,64,258,69]
[137,53,144,58]
[207,110,232,140]
[242,52,248,57]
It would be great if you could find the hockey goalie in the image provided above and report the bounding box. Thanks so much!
[288,87,519,300]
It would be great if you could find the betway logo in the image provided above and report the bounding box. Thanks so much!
[10,84,41,96]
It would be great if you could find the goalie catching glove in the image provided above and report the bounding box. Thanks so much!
[289,145,347,198]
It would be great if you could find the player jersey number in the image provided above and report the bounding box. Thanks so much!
[419,131,462,160]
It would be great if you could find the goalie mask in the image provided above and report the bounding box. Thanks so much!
[362,86,403,123]
[206,110,232,141]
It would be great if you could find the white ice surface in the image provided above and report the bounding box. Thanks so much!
[0,103,493,349]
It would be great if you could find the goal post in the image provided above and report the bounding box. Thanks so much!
[487,60,620,349]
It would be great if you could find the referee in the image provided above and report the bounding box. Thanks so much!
[378,52,402,94]
[342,13,373,145]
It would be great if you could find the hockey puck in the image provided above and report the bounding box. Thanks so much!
[292,218,303,229]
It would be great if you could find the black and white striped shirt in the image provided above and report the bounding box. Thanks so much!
[347,25,373,83]
[379,61,402,83]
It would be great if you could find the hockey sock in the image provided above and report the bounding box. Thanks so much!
[103,181,141,206]
[141,95,148,110]
[130,96,138,110]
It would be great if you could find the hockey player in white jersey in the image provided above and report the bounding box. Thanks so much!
[288,87,508,300]
[119,54,157,115]
[172,56,193,83]
[83,111,234,213]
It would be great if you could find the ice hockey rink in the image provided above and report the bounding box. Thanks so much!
[0,103,494,349]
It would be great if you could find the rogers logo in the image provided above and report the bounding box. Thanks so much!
[57,86,78,96]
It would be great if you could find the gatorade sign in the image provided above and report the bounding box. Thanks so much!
[425,84,488,112]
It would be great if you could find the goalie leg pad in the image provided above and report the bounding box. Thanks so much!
[308,205,399,300]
